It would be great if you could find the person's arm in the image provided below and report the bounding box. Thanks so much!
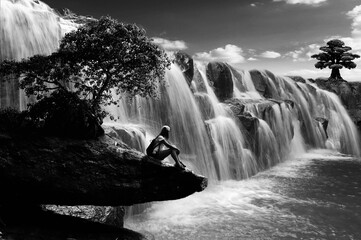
[160,137,180,152]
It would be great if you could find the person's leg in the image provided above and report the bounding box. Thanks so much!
[154,149,186,169]
[170,149,185,169]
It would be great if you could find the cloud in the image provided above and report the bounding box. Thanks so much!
[273,0,327,6]
[259,50,281,58]
[285,43,320,61]
[344,5,361,52]
[152,37,188,51]
[248,57,258,61]
[193,44,245,64]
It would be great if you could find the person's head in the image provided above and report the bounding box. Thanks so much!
[159,125,170,139]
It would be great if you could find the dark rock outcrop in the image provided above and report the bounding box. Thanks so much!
[249,70,279,99]
[315,78,361,129]
[206,62,233,101]
[315,117,329,138]
[174,51,194,86]
[228,65,247,92]
[192,68,208,92]
[288,75,307,83]
[0,132,207,206]
[0,205,146,240]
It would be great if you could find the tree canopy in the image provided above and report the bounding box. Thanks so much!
[0,16,171,119]
[311,39,360,80]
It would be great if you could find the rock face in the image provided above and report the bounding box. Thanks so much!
[0,132,208,206]
[315,78,361,129]
[0,205,146,240]
[206,62,233,101]
[174,51,194,86]
[249,70,279,99]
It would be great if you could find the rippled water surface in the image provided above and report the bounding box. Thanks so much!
[126,150,361,240]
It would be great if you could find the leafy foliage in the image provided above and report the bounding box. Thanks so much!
[0,16,171,117]
[26,91,104,138]
[311,39,360,79]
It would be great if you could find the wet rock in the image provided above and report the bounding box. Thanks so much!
[206,62,233,101]
[0,206,146,240]
[104,124,146,152]
[249,70,279,99]
[228,65,247,92]
[225,98,278,120]
[0,132,208,206]
[194,92,216,120]
[315,78,361,130]
[237,113,259,136]
[192,68,208,93]
[288,75,307,83]
[44,205,125,228]
[315,117,329,138]
[174,51,194,86]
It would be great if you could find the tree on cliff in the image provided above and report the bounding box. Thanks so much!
[0,16,170,119]
[311,39,360,80]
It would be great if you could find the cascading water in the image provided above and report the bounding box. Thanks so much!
[2,0,361,228]
[1,0,360,175]
[0,0,77,109]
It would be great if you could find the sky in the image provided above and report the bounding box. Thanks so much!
[42,0,361,80]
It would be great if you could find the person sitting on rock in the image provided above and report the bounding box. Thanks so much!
[146,125,186,169]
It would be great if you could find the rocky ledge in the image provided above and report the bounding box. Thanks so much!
[0,132,207,206]
[315,78,361,130]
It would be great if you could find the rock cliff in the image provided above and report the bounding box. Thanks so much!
[0,132,207,206]
[315,78,361,130]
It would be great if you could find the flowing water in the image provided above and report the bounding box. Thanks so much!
[2,1,361,239]
[125,149,361,240]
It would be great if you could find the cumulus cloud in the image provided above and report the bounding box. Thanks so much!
[248,57,258,61]
[193,44,245,64]
[260,50,281,58]
[152,37,188,51]
[285,43,320,61]
[273,0,327,6]
[344,5,361,52]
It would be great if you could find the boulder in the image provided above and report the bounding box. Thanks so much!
[206,62,233,101]
[249,70,279,99]
[0,132,208,206]
[288,75,307,83]
[174,51,194,86]
[225,98,279,120]
[227,64,246,92]
[192,68,208,93]
[315,78,361,129]
[237,112,259,132]
[315,117,329,138]
[194,92,216,120]
[0,205,146,240]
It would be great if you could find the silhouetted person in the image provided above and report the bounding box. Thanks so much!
[146,125,186,169]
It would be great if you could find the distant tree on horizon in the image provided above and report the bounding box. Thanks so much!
[311,39,360,80]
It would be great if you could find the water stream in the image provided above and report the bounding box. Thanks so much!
[1,1,361,239]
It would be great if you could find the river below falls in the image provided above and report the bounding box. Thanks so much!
[125,149,361,240]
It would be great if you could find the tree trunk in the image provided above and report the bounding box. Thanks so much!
[330,68,342,80]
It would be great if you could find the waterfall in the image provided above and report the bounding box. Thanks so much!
[0,0,77,109]
[1,0,360,184]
